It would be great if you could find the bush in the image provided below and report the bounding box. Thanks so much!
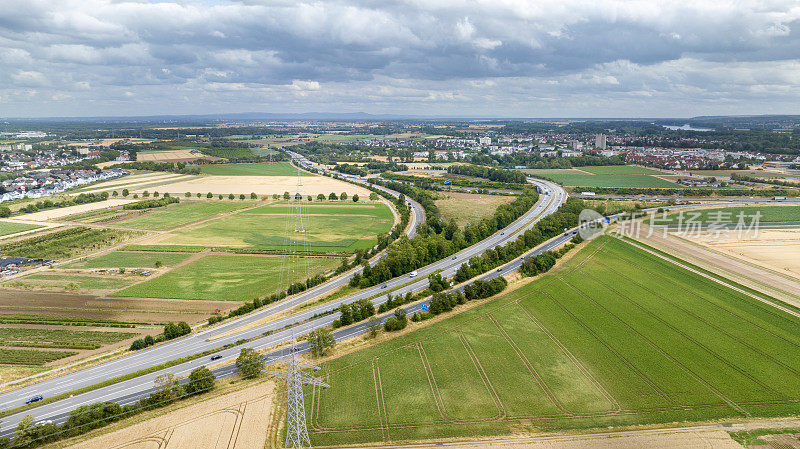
[185,366,216,395]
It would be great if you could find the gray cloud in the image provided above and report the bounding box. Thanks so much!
[0,0,799,117]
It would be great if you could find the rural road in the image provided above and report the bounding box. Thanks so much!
[0,159,565,436]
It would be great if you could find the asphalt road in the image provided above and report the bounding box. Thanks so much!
[0,167,566,436]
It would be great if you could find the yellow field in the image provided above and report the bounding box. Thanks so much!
[64,381,276,449]
[145,175,372,197]
[136,149,214,162]
[687,228,800,280]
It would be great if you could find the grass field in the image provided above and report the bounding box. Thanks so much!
[65,251,192,269]
[0,221,43,237]
[579,165,664,175]
[162,203,393,252]
[0,327,137,350]
[112,254,339,301]
[664,205,800,224]
[113,201,256,230]
[0,348,78,365]
[308,236,800,445]
[7,274,136,291]
[434,192,515,227]
[198,162,312,176]
[538,173,680,188]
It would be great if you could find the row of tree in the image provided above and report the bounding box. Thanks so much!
[446,165,527,184]
[5,366,215,448]
[129,321,191,350]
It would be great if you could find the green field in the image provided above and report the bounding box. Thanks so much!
[114,201,255,230]
[664,205,800,224]
[308,236,800,445]
[539,173,680,188]
[9,274,135,291]
[112,254,339,301]
[0,327,137,350]
[578,165,664,175]
[65,251,192,269]
[162,203,393,252]
[0,221,43,236]
[0,348,78,365]
[198,162,313,176]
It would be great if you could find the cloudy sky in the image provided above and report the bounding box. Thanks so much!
[1,0,799,118]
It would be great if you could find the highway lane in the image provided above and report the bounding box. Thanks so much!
[0,175,565,434]
[0,166,423,413]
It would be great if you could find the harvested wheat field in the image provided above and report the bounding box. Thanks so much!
[136,149,218,163]
[688,228,800,280]
[64,381,276,449]
[146,175,372,197]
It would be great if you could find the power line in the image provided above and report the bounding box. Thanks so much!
[265,339,328,449]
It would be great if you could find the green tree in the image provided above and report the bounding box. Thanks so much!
[218,194,223,199]
[239,194,245,200]
[250,192,257,199]
[366,317,381,338]
[228,193,235,200]
[329,192,338,200]
[112,190,119,196]
[207,192,213,198]
[283,191,290,200]
[142,190,150,198]
[154,260,163,268]
[352,194,359,202]
[153,191,159,197]
[14,414,37,446]
[196,192,202,198]
[0,206,10,218]
[369,191,379,201]
[340,192,348,201]
[307,195,313,201]
[305,328,335,357]
[236,348,264,378]
[317,193,325,201]
[122,188,129,197]
[273,193,280,200]
[185,192,191,197]
[185,366,216,395]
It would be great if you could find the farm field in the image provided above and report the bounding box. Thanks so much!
[435,192,516,227]
[0,348,77,366]
[0,227,143,260]
[0,290,234,325]
[113,201,256,230]
[536,172,681,188]
[4,274,136,292]
[10,199,135,221]
[0,327,137,350]
[579,165,665,175]
[65,251,192,269]
[112,254,339,301]
[0,221,42,237]
[664,205,800,224]
[148,173,372,197]
[308,236,800,446]
[198,162,312,176]
[160,202,393,252]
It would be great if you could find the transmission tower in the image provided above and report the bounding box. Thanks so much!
[266,341,329,449]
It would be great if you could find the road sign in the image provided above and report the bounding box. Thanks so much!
[421,304,428,311]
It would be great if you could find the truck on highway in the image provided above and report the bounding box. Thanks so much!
[772,196,787,200]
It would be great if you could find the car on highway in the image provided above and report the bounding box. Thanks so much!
[409,270,418,278]
[381,284,387,289]
[452,255,457,260]
[26,394,43,404]
[210,354,223,361]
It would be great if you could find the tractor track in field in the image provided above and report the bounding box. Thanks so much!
[487,315,571,416]
[591,258,800,379]
[556,275,753,416]
[605,243,800,354]
[513,300,622,413]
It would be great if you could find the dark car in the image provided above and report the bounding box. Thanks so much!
[381,284,387,289]
[26,395,43,404]
[210,355,223,361]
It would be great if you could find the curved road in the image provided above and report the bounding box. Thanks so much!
[0,166,565,436]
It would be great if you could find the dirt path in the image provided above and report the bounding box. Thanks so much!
[635,226,800,308]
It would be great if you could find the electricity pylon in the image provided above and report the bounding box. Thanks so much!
[266,342,329,449]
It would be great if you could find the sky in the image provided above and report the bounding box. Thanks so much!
[0,0,799,118]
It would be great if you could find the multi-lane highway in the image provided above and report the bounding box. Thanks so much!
[0,162,566,436]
